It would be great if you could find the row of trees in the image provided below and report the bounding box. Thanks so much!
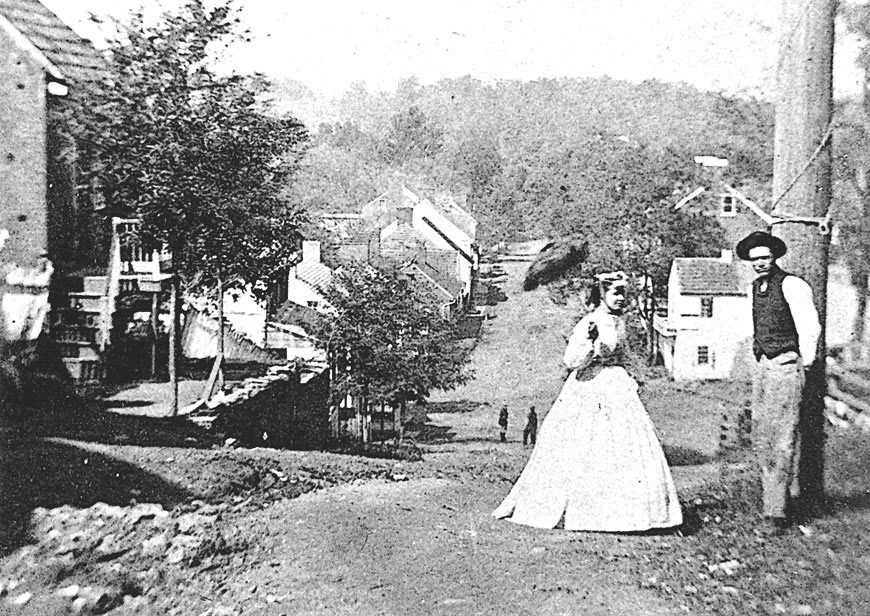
[54,0,471,437]
[290,79,756,294]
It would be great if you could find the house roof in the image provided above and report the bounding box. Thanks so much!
[380,220,426,247]
[403,182,477,240]
[0,0,105,83]
[296,260,332,293]
[399,262,455,304]
[673,258,749,296]
[270,300,326,331]
[424,249,458,282]
[431,192,477,239]
[364,182,477,242]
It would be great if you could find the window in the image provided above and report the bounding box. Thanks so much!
[720,194,736,217]
[697,346,710,365]
[700,297,713,318]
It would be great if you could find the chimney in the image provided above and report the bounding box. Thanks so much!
[302,240,321,264]
[719,249,733,263]
[397,205,414,226]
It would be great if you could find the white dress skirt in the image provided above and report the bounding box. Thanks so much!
[492,309,683,532]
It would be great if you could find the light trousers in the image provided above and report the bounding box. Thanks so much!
[752,351,804,518]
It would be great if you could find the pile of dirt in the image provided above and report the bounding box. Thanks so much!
[0,443,418,615]
[0,501,239,615]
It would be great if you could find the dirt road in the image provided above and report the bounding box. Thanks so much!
[144,261,715,616]
[6,260,870,615]
[15,260,848,616]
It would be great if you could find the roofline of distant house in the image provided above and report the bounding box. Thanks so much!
[401,262,455,301]
[0,12,65,81]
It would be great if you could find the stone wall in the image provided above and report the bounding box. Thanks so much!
[194,361,330,449]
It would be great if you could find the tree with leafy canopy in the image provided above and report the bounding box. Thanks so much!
[313,261,472,444]
[379,105,444,166]
[510,135,723,286]
[60,0,309,294]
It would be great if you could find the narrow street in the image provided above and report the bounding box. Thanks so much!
[147,260,719,616]
[10,261,870,615]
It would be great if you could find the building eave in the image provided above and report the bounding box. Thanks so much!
[0,12,65,82]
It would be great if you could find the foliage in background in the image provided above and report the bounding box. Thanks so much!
[837,2,870,342]
[59,0,309,293]
[288,76,762,286]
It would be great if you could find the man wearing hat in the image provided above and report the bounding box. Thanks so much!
[736,231,821,533]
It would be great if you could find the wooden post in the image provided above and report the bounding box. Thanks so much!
[168,276,179,416]
[772,0,836,505]
[150,291,159,379]
[215,271,225,396]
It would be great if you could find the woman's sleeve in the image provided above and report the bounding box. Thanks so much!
[563,316,596,370]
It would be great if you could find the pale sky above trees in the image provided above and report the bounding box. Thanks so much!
[45,0,863,99]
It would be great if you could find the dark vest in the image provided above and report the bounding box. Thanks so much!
[752,267,799,359]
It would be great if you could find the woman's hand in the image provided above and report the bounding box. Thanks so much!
[587,321,599,342]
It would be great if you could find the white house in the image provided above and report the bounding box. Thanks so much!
[211,240,334,363]
[654,251,755,381]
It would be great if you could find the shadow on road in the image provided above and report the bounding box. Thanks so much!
[417,400,490,415]
[662,445,713,467]
[0,437,190,556]
[405,420,457,444]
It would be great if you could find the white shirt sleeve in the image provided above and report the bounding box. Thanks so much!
[782,276,821,365]
[563,315,597,370]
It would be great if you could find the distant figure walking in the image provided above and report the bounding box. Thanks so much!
[523,406,538,446]
[493,271,682,532]
[498,405,509,442]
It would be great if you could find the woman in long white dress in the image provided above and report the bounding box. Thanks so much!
[492,271,682,532]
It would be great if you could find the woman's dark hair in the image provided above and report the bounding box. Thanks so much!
[587,278,626,308]
[587,282,602,308]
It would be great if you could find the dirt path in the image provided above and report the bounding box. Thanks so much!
[179,477,687,616]
[155,260,715,615]
[1,259,732,616]
[8,260,870,615]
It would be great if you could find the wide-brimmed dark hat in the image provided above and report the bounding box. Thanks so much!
[736,231,787,261]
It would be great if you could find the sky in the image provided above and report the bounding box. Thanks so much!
[42,0,864,100]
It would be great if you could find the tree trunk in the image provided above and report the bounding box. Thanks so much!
[647,278,656,365]
[362,398,371,446]
[197,273,225,404]
[394,400,406,444]
[168,276,179,416]
[354,395,365,445]
[772,0,835,506]
[854,271,868,344]
[216,271,225,393]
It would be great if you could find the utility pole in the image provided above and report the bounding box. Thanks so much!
[771,0,836,506]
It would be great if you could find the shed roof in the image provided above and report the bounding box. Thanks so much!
[673,258,749,296]
[0,0,105,83]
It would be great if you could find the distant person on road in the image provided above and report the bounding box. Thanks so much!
[492,271,682,532]
[523,406,538,446]
[498,405,509,442]
[736,231,820,534]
